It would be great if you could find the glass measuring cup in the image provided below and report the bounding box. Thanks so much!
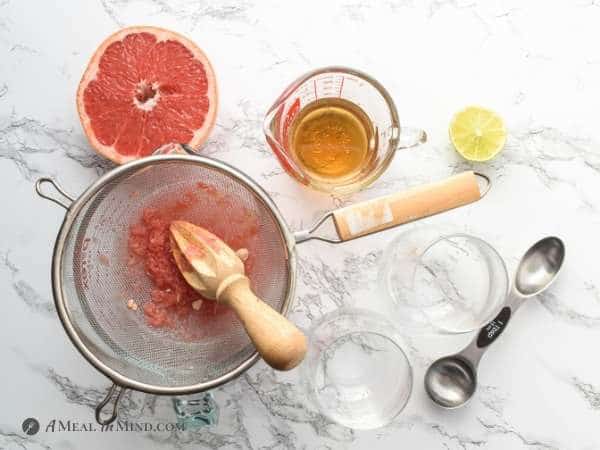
[263,67,427,195]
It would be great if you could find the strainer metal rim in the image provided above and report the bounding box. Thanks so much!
[51,154,298,395]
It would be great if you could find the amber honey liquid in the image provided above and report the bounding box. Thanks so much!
[288,98,375,181]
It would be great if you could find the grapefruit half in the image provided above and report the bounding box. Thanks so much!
[77,26,218,164]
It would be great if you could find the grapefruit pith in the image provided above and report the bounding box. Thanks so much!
[77,26,218,164]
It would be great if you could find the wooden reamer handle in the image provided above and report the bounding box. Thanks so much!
[220,278,307,371]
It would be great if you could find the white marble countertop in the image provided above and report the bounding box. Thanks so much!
[2,0,600,448]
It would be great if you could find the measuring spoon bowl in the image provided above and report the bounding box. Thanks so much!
[424,356,477,409]
[515,236,565,296]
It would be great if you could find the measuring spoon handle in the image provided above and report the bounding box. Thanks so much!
[460,293,526,365]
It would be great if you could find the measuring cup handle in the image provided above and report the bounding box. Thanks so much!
[397,126,427,150]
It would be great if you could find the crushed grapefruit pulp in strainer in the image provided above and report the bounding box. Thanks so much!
[127,182,259,338]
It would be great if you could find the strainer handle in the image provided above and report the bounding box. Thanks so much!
[35,177,74,210]
[331,171,487,241]
[95,384,125,426]
[295,172,490,244]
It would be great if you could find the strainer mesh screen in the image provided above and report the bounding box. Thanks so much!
[60,159,291,388]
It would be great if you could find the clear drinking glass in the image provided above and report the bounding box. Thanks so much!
[379,226,509,334]
[263,67,427,195]
[302,308,413,430]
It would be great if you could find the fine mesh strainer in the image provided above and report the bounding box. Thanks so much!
[36,153,489,424]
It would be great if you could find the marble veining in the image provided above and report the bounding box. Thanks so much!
[2,0,600,448]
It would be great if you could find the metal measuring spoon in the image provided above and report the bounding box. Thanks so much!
[424,236,565,409]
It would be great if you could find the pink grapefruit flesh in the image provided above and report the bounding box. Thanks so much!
[77,26,218,164]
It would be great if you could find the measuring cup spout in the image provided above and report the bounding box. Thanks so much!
[263,101,309,185]
[262,107,278,142]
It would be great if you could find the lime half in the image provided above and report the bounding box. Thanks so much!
[449,106,506,162]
